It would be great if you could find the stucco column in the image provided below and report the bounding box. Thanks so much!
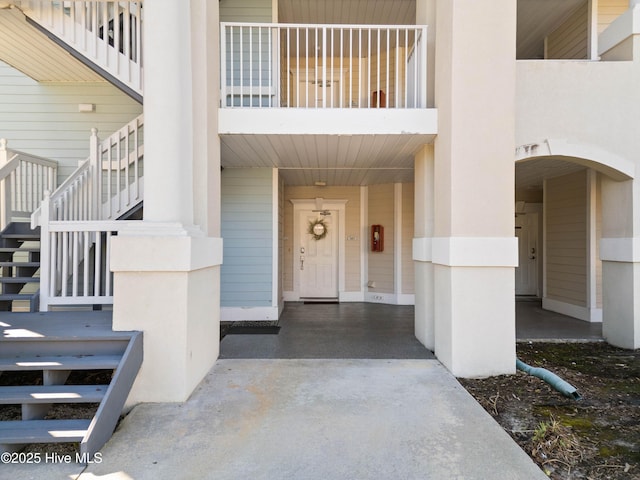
[600,177,640,349]
[413,146,435,350]
[110,0,223,404]
[432,0,518,377]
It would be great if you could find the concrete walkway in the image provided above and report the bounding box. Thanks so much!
[77,359,546,480]
[5,300,599,479]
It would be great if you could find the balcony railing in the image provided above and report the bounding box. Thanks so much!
[221,23,428,109]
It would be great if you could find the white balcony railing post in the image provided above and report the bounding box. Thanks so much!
[89,128,101,220]
[39,191,52,312]
[0,139,9,231]
[221,23,428,110]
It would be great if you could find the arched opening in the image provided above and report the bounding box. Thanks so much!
[515,141,636,346]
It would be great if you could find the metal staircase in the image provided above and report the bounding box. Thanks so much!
[0,314,142,456]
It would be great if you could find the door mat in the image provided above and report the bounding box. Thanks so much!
[226,321,281,335]
[302,298,339,304]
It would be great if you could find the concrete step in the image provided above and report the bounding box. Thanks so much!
[0,385,108,404]
[0,354,122,371]
[0,419,91,444]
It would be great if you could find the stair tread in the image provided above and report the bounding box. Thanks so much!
[0,354,121,371]
[0,293,37,300]
[0,384,108,404]
[0,277,40,283]
[1,234,40,240]
[0,262,40,267]
[0,419,91,443]
[0,247,40,253]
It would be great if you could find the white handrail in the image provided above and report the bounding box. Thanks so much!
[24,1,144,96]
[31,115,143,311]
[39,218,143,309]
[0,139,57,231]
[221,22,428,109]
[31,114,144,228]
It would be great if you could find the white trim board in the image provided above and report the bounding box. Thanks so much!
[542,297,603,323]
[221,306,281,322]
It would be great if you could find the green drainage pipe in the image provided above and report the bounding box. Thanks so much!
[516,358,582,400]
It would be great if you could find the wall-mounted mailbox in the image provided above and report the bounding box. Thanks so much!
[371,225,384,252]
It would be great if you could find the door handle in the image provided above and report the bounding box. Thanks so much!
[300,255,304,270]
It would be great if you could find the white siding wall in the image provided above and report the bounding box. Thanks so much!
[368,183,394,294]
[221,168,274,307]
[546,2,588,59]
[0,61,142,183]
[401,182,414,294]
[545,170,588,307]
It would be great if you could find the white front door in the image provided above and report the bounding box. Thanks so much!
[298,210,338,298]
[515,213,538,296]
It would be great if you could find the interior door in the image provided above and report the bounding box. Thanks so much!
[515,213,538,296]
[298,210,338,298]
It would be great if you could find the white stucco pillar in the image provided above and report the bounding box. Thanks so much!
[416,0,436,108]
[432,0,518,377]
[110,0,222,404]
[600,177,640,349]
[413,145,435,350]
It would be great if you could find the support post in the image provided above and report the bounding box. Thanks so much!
[431,0,518,377]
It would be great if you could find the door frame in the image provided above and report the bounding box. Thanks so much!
[291,198,348,300]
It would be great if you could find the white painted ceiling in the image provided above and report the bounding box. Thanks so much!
[515,157,586,191]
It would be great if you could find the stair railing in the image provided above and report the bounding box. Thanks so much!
[33,114,144,311]
[0,139,57,232]
[24,1,143,97]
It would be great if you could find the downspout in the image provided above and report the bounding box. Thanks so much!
[516,358,582,400]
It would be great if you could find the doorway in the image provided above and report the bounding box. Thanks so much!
[515,212,539,296]
[298,209,338,298]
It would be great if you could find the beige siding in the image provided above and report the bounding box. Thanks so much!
[0,61,142,184]
[402,183,414,294]
[368,184,395,294]
[546,170,587,307]
[220,0,272,22]
[546,2,588,59]
[596,175,603,308]
[598,0,629,34]
[283,186,361,292]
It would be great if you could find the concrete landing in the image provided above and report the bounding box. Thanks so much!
[75,359,546,480]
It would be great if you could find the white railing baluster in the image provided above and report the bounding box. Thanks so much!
[83,231,90,296]
[24,2,143,97]
[220,23,427,110]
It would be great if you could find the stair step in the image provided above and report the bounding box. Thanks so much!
[0,262,40,268]
[0,385,108,404]
[0,277,40,283]
[0,294,37,302]
[0,419,91,444]
[0,355,121,371]
[1,234,40,240]
[0,248,40,253]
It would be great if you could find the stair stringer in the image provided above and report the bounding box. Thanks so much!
[81,331,143,456]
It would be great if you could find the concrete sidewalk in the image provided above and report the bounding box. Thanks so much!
[70,359,546,480]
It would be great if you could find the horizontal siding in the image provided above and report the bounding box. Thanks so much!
[401,183,414,294]
[545,170,587,307]
[0,61,142,183]
[546,2,588,59]
[220,0,272,22]
[221,168,274,307]
[368,183,394,294]
[598,0,628,34]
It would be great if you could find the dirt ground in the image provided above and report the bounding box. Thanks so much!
[459,342,640,480]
